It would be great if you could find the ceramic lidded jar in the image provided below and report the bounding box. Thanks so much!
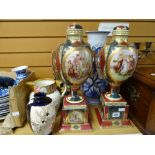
[27,92,56,135]
[82,31,110,105]
[54,23,93,103]
[104,26,138,100]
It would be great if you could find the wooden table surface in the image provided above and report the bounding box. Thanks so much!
[13,106,142,135]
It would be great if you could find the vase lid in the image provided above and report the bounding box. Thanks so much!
[112,26,129,36]
[66,23,83,36]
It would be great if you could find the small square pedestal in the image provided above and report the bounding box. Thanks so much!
[95,93,132,128]
[60,95,92,132]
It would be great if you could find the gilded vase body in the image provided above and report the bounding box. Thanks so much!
[52,23,93,103]
[104,26,138,99]
[93,26,137,128]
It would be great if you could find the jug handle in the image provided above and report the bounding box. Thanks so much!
[26,81,34,85]
[60,83,67,98]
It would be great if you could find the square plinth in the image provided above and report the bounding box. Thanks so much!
[99,94,129,120]
[60,95,92,132]
[95,93,132,128]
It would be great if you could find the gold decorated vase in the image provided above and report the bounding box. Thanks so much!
[103,26,138,100]
[52,23,93,103]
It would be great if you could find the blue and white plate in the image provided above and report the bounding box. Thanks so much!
[0,95,9,100]
[0,102,9,107]
[0,99,9,103]
[0,103,9,107]
[0,104,9,109]
[0,88,9,98]
[0,113,9,118]
[0,109,10,115]
[0,97,9,103]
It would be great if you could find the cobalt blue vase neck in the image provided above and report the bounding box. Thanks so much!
[33,92,52,105]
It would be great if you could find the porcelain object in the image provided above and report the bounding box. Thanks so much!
[53,23,93,103]
[28,79,66,112]
[102,26,138,100]
[27,92,56,135]
[82,31,110,104]
[12,66,28,84]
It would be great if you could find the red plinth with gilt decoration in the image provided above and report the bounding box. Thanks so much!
[59,95,92,132]
[95,93,132,128]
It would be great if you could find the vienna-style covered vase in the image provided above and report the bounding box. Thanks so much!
[82,31,110,104]
[53,23,93,104]
[27,92,56,135]
[52,23,93,131]
[103,26,138,100]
